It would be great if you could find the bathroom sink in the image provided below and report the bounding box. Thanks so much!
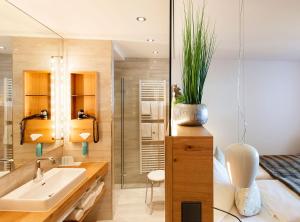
[0,168,86,212]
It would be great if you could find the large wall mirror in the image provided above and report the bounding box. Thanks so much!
[0,0,63,175]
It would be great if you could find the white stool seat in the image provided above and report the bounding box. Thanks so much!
[145,170,165,214]
[147,170,165,182]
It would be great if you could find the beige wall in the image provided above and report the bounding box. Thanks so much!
[173,58,300,155]
[114,58,169,185]
[63,39,113,221]
[12,37,63,168]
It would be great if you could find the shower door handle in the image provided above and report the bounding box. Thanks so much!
[121,78,125,188]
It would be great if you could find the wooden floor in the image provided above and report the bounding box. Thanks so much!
[100,186,164,222]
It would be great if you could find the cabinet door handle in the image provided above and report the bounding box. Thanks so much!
[173,158,177,162]
[184,145,204,151]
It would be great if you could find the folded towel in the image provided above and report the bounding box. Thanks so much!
[158,101,164,119]
[95,182,105,196]
[66,208,84,221]
[3,125,12,145]
[85,192,97,210]
[141,101,151,115]
[141,123,152,138]
[158,123,165,141]
[77,192,95,209]
[150,101,159,119]
[151,123,159,141]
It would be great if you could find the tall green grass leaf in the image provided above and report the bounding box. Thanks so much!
[180,1,215,104]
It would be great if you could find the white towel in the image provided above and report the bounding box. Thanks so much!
[150,101,159,119]
[66,208,84,221]
[77,192,95,209]
[85,192,97,210]
[86,182,104,210]
[141,101,151,115]
[158,123,165,141]
[151,123,159,141]
[95,182,105,196]
[141,123,152,138]
[158,101,164,119]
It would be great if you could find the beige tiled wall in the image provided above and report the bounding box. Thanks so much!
[114,58,169,185]
[62,39,113,221]
[12,37,63,168]
[0,54,13,170]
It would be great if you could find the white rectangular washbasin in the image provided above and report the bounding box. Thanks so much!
[0,168,86,212]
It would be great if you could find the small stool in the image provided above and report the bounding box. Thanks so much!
[145,170,165,213]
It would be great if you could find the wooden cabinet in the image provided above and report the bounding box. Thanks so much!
[70,72,98,142]
[23,70,54,143]
[166,126,213,222]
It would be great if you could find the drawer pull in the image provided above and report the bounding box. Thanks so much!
[184,145,203,151]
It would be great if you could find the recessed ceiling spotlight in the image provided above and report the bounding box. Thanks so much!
[146,38,155,42]
[152,50,159,54]
[136,17,146,22]
[0,46,5,50]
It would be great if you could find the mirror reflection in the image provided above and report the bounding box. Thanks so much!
[0,36,12,177]
[0,0,63,174]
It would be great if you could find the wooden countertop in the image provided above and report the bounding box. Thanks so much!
[0,162,108,222]
[171,125,212,137]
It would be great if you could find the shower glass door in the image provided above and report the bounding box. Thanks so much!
[116,76,147,189]
[114,59,169,189]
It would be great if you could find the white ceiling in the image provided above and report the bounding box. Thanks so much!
[0,0,58,38]
[4,0,300,60]
[8,0,169,59]
[0,0,59,54]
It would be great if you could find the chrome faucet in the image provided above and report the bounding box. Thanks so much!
[34,157,56,182]
[0,158,15,171]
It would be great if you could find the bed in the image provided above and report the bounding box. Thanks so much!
[214,154,300,222]
[221,179,300,222]
[256,166,273,180]
[221,205,279,222]
[259,155,300,195]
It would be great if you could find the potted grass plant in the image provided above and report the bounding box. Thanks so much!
[173,2,215,126]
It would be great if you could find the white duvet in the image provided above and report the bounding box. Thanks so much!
[256,166,273,180]
[257,180,300,222]
[221,205,278,222]
[220,179,300,222]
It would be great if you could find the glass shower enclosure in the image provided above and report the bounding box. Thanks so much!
[114,58,169,189]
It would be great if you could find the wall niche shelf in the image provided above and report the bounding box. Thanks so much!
[70,72,98,143]
[23,70,54,143]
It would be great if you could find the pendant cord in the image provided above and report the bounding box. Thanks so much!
[237,0,247,144]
